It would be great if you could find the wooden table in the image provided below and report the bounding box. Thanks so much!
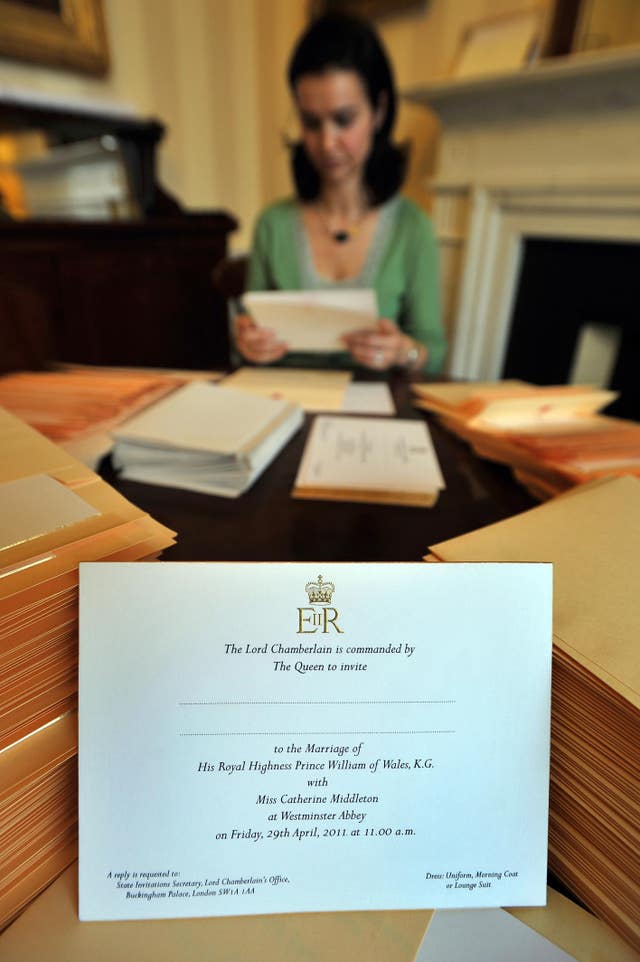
[104,370,582,903]
[104,373,536,561]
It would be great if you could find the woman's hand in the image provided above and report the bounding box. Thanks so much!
[234,313,288,365]
[342,318,425,371]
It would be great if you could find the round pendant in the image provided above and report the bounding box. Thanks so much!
[333,230,350,243]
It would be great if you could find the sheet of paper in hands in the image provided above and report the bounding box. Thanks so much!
[79,562,551,921]
[243,289,377,352]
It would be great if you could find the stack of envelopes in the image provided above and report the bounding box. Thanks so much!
[0,714,77,932]
[0,367,182,468]
[0,407,175,929]
[0,367,181,443]
[112,381,303,497]
[412,381,640,498]
[427,476,640,951]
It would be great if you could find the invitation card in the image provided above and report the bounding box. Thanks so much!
[79,562,551,920]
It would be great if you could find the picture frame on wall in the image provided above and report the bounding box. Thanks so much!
[309,0,428,20]
[0,0,109,76]
[450,8,544,79]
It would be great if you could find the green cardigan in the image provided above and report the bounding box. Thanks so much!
[245,195,447,374]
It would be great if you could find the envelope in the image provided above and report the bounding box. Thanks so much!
[243,289,377,351]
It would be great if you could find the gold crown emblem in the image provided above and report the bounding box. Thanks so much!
[305,575,335,605]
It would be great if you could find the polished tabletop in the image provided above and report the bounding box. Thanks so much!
[103,373,536,562]
[101,371,584,903]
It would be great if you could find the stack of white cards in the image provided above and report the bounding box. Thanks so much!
[429,476,640,952]
[112,382,303,497]
[293,415,445,507]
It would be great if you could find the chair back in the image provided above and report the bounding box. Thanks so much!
[211,255,248,302]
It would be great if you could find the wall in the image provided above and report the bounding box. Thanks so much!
[0,0,552,247]
[0,0,306,248]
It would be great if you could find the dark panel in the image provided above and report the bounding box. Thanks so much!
[0,215,236,371]
[0,252,58,372]
[503,237,640,419]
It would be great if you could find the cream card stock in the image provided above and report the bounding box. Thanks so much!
[0,474,99,550]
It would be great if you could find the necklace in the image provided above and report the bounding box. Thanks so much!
[316,204,368,244]
[332,226,358,244]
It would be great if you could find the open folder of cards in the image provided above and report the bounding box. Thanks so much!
[243,289,377,352]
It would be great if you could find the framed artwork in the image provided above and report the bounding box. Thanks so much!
[0,0,109,76]
[547,0,640,55]
[309,0,428,20]
[450,8,544,79]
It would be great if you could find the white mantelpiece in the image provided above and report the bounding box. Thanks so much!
[404,47,640,379]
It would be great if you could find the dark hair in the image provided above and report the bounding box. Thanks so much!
[287,13,407,205]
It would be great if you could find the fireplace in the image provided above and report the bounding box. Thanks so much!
[502,237,639,419]
[405,46,640,408]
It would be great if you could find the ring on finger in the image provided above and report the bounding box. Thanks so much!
[374,351,384,367]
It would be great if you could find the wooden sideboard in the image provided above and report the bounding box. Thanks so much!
[0,213,237,373]
[0,98,238,374]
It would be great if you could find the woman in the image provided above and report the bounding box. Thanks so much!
[235,13,446,374]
